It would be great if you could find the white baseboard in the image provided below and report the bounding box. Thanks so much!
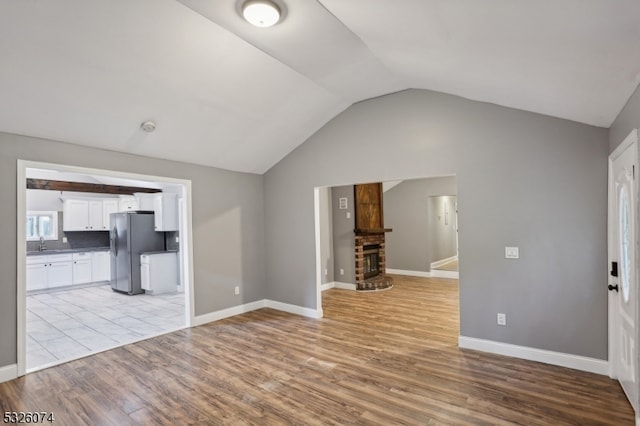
[386,269,431,278]
[334,282,356,291]
[194,298,324,326]
[321,282,335,291]
[431,270,459,279]
[193,300,266,326]
[0,364,18,384]
[265,300,323,319]
[431,255,458,269]
[458,336,609,375]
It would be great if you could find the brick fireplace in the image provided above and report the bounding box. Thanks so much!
[355,233,392,290]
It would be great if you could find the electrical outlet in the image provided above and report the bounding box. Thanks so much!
[340,268,344,275]
[62,237,68,243]
[234,286,240,295]
[505,247,519,259]
[175,236,180,243]
[497,313,506,326]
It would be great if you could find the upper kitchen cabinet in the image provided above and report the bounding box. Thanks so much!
[102,199,118,229]
[63,199,90,231]
[118,196,139,212]
[154,193,178,231]
[63,198,119,231]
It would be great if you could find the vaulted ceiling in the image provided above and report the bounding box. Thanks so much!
[1,1,639,174]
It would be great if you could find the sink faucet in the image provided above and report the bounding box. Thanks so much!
[39,236,46,252]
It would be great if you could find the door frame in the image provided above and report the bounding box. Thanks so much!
[608,128,638,383]
[16,159,195,376]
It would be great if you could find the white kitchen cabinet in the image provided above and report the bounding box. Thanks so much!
[72,252,92,285]
[91,251,111,282]
[27,253,73,290]
[102,200,118,229]
[63,199,90,231]
[63,198,119,231]
[153,193,178,231]
[119,197,139,212]
[135,193,156,210]
[88,201,103,230]
[48,261,74,288]
[26,259,48,291]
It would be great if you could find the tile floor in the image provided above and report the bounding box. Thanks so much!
[27,284,185,370]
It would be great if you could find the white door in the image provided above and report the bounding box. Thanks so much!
[609,129,638,415]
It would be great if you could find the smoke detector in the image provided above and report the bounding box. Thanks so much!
[141,120,156,132]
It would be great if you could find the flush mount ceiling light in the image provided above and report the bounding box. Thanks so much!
[242,0,281,28]
[140,120,156,132]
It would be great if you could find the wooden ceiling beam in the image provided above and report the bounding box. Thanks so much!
[26,178,161,195]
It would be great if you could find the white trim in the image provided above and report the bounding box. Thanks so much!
[265,299,323,319]
[386,268,431,278]
[0,364,18,384]
[17,160,195,377]
[430,255,458,269]
[17,161,26,377]
[193,298,324,327]
[459,336,609,376]
[193,300,266,326]
[313,188,323,314]
[333,282,357,291]
[430,270,459,279]
[321,282,335,291]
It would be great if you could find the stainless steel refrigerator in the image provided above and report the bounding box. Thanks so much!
[110,211,165,295]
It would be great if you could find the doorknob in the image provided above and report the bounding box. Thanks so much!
[608,284,619,292]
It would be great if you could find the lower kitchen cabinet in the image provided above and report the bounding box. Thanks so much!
[26,254,73,291]
[26,250,111,291]
[91,251,111,282]
[72,252,92,285]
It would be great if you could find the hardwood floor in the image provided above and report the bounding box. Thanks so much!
[0,275,634,425]
[434,258,458,272]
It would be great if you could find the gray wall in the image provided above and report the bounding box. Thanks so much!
[610,83,640,153]
[0,132,266,369]
[384,177,457,272]
[428,195,458,264]
[264,89,609,359]
[331,185,355,284]
[318,187,334,284]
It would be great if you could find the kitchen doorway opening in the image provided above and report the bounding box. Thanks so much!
[17,160,195,375]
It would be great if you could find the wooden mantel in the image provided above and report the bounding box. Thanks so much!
[354,228,393,235]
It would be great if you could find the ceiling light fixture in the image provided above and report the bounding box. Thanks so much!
[141,120,156,132]
[242,0,281,28]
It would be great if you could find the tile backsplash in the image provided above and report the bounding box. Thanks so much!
[26,212,110,251]
[26,212,180,252]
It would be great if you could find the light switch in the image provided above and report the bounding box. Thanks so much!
[505,247,519,259]
[346,212,351,219]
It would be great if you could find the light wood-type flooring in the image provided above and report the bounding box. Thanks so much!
[0,275,634,425]
[433,258,459,272]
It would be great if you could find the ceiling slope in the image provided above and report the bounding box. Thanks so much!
[1,0,639,174]
[320,0,640,127]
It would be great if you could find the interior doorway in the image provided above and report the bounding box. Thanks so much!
[17,160,195,375]
[313,175,460,313]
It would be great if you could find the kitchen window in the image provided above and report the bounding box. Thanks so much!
[26,211,58,241]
